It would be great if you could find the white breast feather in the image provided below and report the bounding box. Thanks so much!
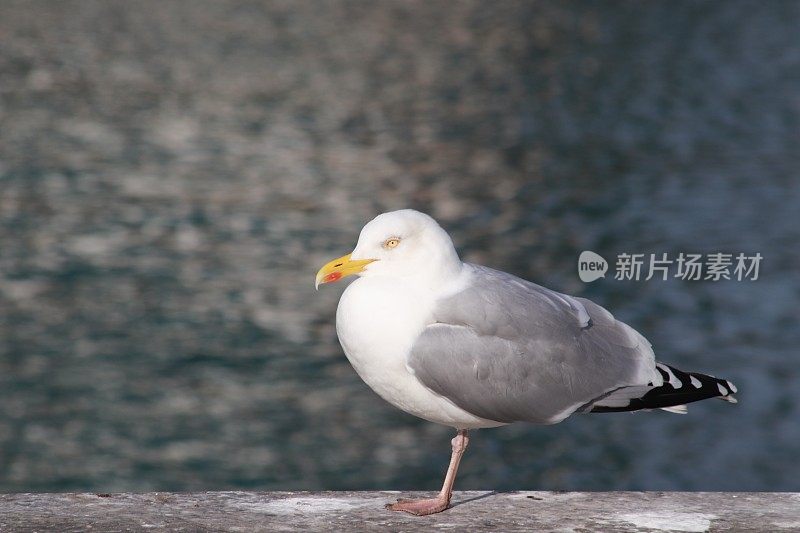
[336,276,505,429]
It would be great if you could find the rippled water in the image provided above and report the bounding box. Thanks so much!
[1,2,798,492]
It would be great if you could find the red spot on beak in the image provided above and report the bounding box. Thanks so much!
[323,272,343,283]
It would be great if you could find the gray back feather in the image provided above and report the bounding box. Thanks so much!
[407,264,658,424]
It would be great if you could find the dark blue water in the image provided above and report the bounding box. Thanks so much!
[0,1,798,493]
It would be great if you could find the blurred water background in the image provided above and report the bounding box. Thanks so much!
[1,1,798,493]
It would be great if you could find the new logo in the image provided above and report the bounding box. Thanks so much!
[578,251,608,282]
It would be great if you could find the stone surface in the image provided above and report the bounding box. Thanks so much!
[0,492,798,532]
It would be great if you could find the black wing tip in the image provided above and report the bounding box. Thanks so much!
[591,364,738,414]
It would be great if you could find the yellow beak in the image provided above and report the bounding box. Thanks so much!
[315,253,376,289]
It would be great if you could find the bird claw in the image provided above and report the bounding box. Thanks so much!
[385,496,450,516]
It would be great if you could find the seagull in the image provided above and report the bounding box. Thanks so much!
[315,209,737,516]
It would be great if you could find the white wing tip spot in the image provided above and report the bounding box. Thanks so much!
[717,383,728,396]
[726,380,738,393]
[657,363,683,389]
[690,375,702,388]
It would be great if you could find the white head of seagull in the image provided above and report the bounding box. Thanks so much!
[316,209,462,290]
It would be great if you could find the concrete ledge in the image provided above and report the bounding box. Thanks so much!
[0,491,798,532]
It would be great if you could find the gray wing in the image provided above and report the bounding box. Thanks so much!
[407,264,662,424]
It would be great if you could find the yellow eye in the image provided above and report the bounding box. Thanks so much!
[383,238,400,249]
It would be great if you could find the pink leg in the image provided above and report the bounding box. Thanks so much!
[386,429,470,516]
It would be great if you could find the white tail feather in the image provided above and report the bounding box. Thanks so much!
[660,405,688,414]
